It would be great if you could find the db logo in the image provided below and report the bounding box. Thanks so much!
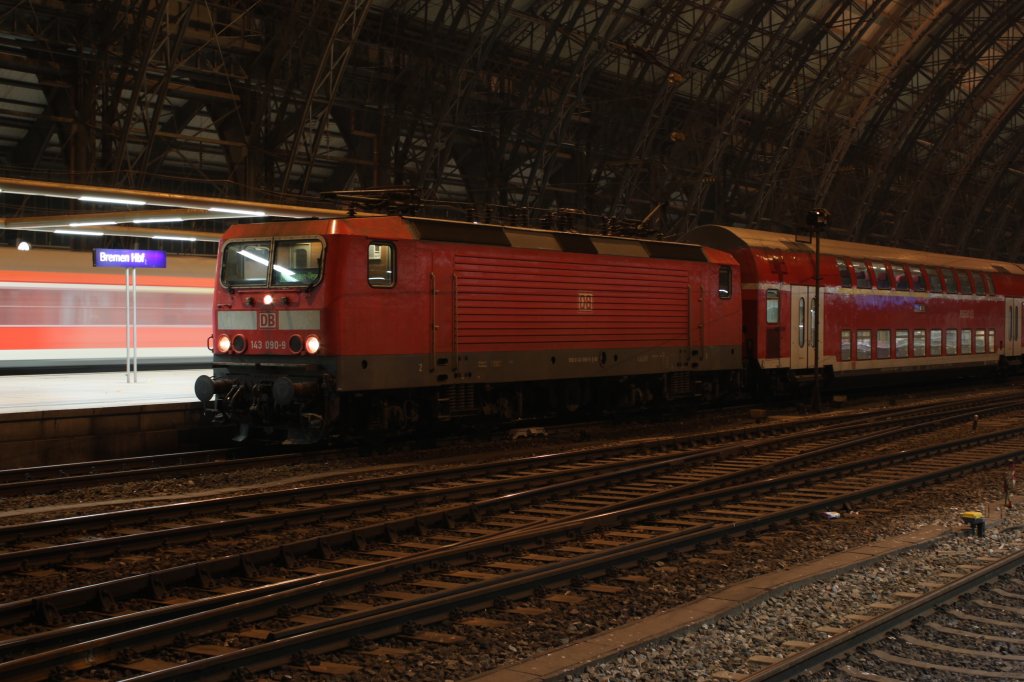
[577,292,594,312]
[258,312,278,329]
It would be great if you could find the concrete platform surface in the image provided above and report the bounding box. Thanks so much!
[0,369,203,414]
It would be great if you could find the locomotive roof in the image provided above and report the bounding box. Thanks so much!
[225,216,733,265]
[686,224,1024,275]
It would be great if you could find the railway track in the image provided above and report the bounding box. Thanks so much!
[1,398,1023,680]
[0,396,1016,577]
[746,544,1024,681]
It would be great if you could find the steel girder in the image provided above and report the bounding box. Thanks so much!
[0,1,1023,259]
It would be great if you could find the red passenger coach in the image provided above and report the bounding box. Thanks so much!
[196,216,743,439]
[687,225,1024,389]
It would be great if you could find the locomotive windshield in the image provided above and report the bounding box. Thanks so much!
[221,238,324,287]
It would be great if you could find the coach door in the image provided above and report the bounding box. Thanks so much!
[790,286,820,370]
[1007,299,1023,359]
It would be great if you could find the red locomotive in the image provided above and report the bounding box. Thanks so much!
[195,216,1024,441]
[194,216,744,440]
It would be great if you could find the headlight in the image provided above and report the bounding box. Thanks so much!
[263,294,274,305]
[216,334,231,353]
[305,334,321,354]
[232,334,247,353]
[289,334,303,354]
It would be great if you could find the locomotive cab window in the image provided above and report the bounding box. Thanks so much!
[718,266,732,298]
[222,241,271,287]
[368,242,395,288]
[272,239,324,285]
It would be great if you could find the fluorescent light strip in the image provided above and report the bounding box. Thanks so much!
[68,221,117,227]
[153,235,197,241]
[133,217,184,224]
[207,207,266,217]
[78,194,147,206]
[55,229,104,236]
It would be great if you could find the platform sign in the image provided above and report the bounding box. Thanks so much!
[93,248,167,268]
[91,249,167,384]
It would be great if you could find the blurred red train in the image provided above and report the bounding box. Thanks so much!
[0,246,214,372]
[194,216,1024,441]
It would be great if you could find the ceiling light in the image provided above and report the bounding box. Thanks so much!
[68,220,117,227]
[55,229,104,236]
[153,235,197,241]
[16,241,30,251]
[133,216,184,224]
[78,194,147,206]
[207,207,267,217]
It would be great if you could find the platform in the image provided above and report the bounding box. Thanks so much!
[0,369,203,414]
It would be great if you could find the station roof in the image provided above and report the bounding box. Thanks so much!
[0,2,1021,259]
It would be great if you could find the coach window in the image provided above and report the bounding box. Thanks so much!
[837,258,852,287]
[974,330,985,353]
[983,273,996,295]
[941,268,957,293]
[851,260,871,289]
[718,266,732,298]
[925,267,942,293]
[930,329,942,356]
[945,329,957,355]
[895,330,909,358]
[840,330,852,361]
[797,298,806,347]
[766,289,780,324]
[871,262,891,289]
[856,330,872,360]
[893,265,910,291]
[809,298,817,347]
[957,271,973,295]
[988,329,995,352]
[960,329,972,354]
[876,329,891,359]
[913,329,926,356]
[368,243,395,288]
[971,272,985,296]
[908,266,926,292]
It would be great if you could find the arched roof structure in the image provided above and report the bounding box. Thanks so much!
[0,1,1021,257]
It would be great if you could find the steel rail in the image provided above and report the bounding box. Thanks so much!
[104,447,1024,682]
[742,544,1024,682]
[0,428,1020,680]
[0,400,1019,649]
[0,399,1015,575]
